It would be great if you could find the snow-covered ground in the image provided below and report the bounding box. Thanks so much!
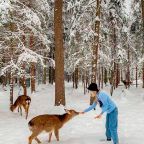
[0,82,144,144]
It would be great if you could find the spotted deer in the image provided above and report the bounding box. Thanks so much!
[28,109,79,144]
[10,95,31,119]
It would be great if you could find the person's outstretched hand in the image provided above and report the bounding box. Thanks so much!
[94,114,102,119]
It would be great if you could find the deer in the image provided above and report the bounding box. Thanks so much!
[122,80,132,89]
[10,95,31,119]
[28,109,80,144]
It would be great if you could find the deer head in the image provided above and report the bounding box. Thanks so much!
[64,109,79,117]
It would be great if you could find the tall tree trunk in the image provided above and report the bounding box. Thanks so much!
[10,73,13,106]
[43,53,47,84]
[43,66,47,84]
[141,0,144,88]
[49,51,55,85]
[54,0,65,106]
[83,70,87,94]
[66,74,71,83]
[21,35,27,95]
[72,72,75,88]
[30,62,36,93]
[21,77,27,95]
[104,68,108,86]
[101,67,104,89]
[110,15,117,95]
[9,17,15,107]
[127,45,130,88]
[121,67,123,81]
[91,0,101,82]
[136,65,138,88]
[116,63,120,88]
[98,65,101,88]
[20,69,27,95]
[90,0,101,106]
[86,71,89,90]
[49,67,54,84]
[49,48,54,84]
[74,66,79,89]
[143,63,144,88]
[30,34,36,93]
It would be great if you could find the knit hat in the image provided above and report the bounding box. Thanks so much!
[87,83,99,91]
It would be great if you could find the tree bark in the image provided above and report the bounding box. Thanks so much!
[30,62,36,93]
[10,75,14,106]
[143,63,144,88]
[136,65,138,88]
[127,45,130,87]
[49,48,55,84]
[98,65,101,88]
[101,67,104,89]
[21,35,27,95]
[72,72,75,88]
[74,67,79,89]
[110,14,117,95]
[91,0,101,83]
[54,0,65,106]
[43,53,47,84]
[104,68,108,86]
[30,34,36,93]
[20,74,27,96]
[141,0,144,88]
[49,67,54,84]
[116,63,120,88]
[90,0,101,105]
[83,70,86,94]
[9,17,15,107]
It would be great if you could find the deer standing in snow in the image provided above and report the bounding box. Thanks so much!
[122,80,132,89]
[28,109,79,144]
[10,95,31,119]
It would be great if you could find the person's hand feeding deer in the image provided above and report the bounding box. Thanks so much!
[80,83,119,144]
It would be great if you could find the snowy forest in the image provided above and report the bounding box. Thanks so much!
[0,0,144,144]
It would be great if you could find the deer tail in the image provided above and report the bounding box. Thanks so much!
[28,121,34,130]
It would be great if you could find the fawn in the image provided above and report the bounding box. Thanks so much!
[28,109,79,144]
[10,95,31,119]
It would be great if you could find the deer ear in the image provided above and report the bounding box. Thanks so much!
[64,109,71,114]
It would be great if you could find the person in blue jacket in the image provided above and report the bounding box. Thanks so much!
[80,83,119,144]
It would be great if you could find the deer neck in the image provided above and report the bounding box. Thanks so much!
[11,100,19,111]
[58,113,73,125]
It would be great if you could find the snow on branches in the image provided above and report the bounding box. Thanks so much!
[0,0,52,78]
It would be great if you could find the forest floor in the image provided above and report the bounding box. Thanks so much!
[0,82,144,144]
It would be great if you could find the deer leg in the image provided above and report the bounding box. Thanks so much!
[29,132,40,144]
[54,129,59,141]
[26,109,28,119]
[48,132,52,143]
[25,105,29,119]
[19,106,22,116]
[29,133,35,144]
[18,106,19,112]
[23,104,28,119]
[35,137,41,143]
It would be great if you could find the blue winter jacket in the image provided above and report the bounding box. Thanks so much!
[84,91,116,114]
